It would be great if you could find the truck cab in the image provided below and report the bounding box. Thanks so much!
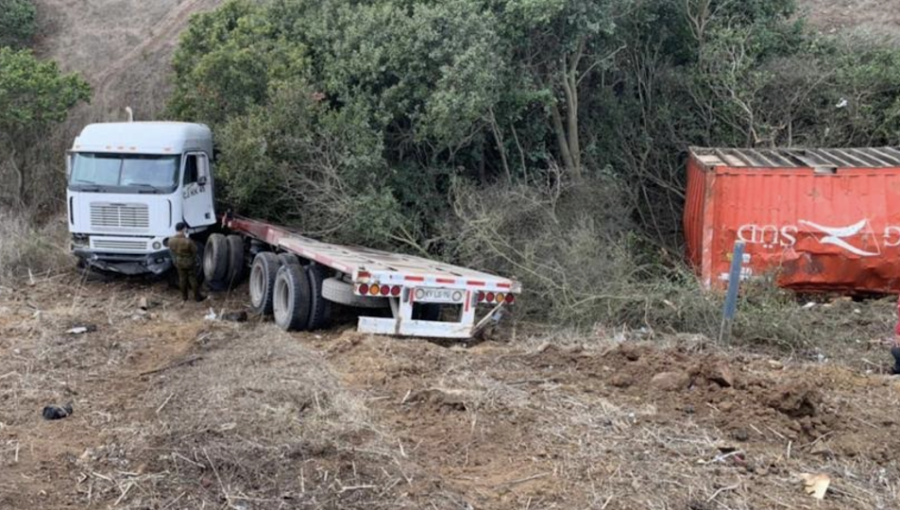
[67,122,216,275]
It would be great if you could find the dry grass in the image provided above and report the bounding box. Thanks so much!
[0,210,72,284]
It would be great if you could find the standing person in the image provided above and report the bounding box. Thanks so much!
[167,222,203,302]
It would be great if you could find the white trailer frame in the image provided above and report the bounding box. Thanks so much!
[224,216,521,339]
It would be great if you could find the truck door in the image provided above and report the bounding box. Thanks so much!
[181,152,216,228]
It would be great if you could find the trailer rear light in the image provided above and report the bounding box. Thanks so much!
[391,285,401,297]
[505,294,515,304]
[486,292,495,303]
[477,291,485,302]
[495,293,505,303]
[358,283,369,295]
[369,284,381,296]
[379,285,391,296]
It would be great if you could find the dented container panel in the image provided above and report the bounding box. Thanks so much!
[684,147,900,293]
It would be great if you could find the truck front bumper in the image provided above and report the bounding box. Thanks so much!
[74,248,172,276]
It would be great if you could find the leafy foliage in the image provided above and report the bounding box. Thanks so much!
[0,0,37,48]
[0,48,90,206]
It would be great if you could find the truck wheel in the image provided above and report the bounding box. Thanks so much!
[321,278,389,309]
[278,252,300,267]
[225,235,245,288]
[249,252,278,315]
[204,233,229,284]
[273,263,312,332]
[305,265,332,330]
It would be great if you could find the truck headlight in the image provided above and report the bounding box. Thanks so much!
[152,241,162,250]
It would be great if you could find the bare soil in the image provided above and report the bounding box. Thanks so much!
[1,277,899,509]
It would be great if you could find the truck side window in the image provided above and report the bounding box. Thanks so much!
[183,155,198,185]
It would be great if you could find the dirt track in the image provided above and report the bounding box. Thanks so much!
[1,277,899,509]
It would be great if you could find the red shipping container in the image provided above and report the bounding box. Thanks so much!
[684,147,900,293]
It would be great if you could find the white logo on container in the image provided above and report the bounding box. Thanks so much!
[798,219,879,257]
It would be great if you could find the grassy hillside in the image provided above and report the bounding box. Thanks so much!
[799,0,900,37]
[32,0,223,121]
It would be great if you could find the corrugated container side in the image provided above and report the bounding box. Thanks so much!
[686,153,900,292]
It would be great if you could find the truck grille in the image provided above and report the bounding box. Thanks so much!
[92,239,148,251]
[90,203,150,229]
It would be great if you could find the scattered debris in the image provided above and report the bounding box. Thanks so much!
[138,297,160,311]
[42,403,73,420]
[799,472,831,499]
[66,324,97,335]
[221,311,248,323]
[204,308,218,321]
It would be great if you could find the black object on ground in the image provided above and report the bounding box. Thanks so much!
[891,347,900,375]
[222,311,248,322]
[42,403,73,420]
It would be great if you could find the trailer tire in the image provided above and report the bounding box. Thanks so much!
[278,253,301,267]
[225,235,245,288]
[204,233,229,284]
[321,278,389,309]
[249,252,278,315]
[273,263,312,331]
[305,265,332,330]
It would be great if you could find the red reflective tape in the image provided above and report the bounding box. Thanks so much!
[358,271,371,279]
[316,255,333,266]
[405,276,425,282]
[436,278,456,284]
[497,283,512,289]
[465,291,471,312]
[467,280,486,287]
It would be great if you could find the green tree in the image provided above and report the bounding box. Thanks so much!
[0,47,91,205]
[0,0,37,48]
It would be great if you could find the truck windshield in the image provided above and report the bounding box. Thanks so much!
[69,153,179,193]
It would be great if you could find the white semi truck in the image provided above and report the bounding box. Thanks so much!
[67,121,520,339]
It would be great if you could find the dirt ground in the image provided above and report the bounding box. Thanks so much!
[1,275,899,509]
[799,0,900,38]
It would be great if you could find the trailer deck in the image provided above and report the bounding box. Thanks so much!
[224,215,521,338]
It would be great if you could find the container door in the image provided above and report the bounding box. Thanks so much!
[181,152,216,229]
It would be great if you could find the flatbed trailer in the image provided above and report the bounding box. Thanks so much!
[208,215,521,339]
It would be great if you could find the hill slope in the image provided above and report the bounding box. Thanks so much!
[799,0,900,37]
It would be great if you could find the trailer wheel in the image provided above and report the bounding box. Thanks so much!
[278,253,301,267]
[305,265,332,330]
[321,278,389,309]
[203,233,229,284]
[249,252,278,315]
[273,263,312,331]
[225,235,245,288]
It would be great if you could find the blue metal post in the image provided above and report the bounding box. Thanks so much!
[719,241,745,342]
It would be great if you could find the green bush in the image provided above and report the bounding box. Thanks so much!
[0,47,91,207]
[0,0,37,48]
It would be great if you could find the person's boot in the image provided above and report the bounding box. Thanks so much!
[891,347,900,375]
[194,293,206,303]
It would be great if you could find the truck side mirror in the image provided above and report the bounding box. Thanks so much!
[198,175,208,186]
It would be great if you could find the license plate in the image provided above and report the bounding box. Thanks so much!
[413,287,465,304]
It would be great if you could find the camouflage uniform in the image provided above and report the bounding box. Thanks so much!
[168,233,200,301]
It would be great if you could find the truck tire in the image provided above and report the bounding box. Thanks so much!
[249,252,278,315]
[321,278,389,309]
[204,233,229,284]
[273,263,312,331]
[225,235,245,288]
[305,265,332,330]
[278,253,301,267]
